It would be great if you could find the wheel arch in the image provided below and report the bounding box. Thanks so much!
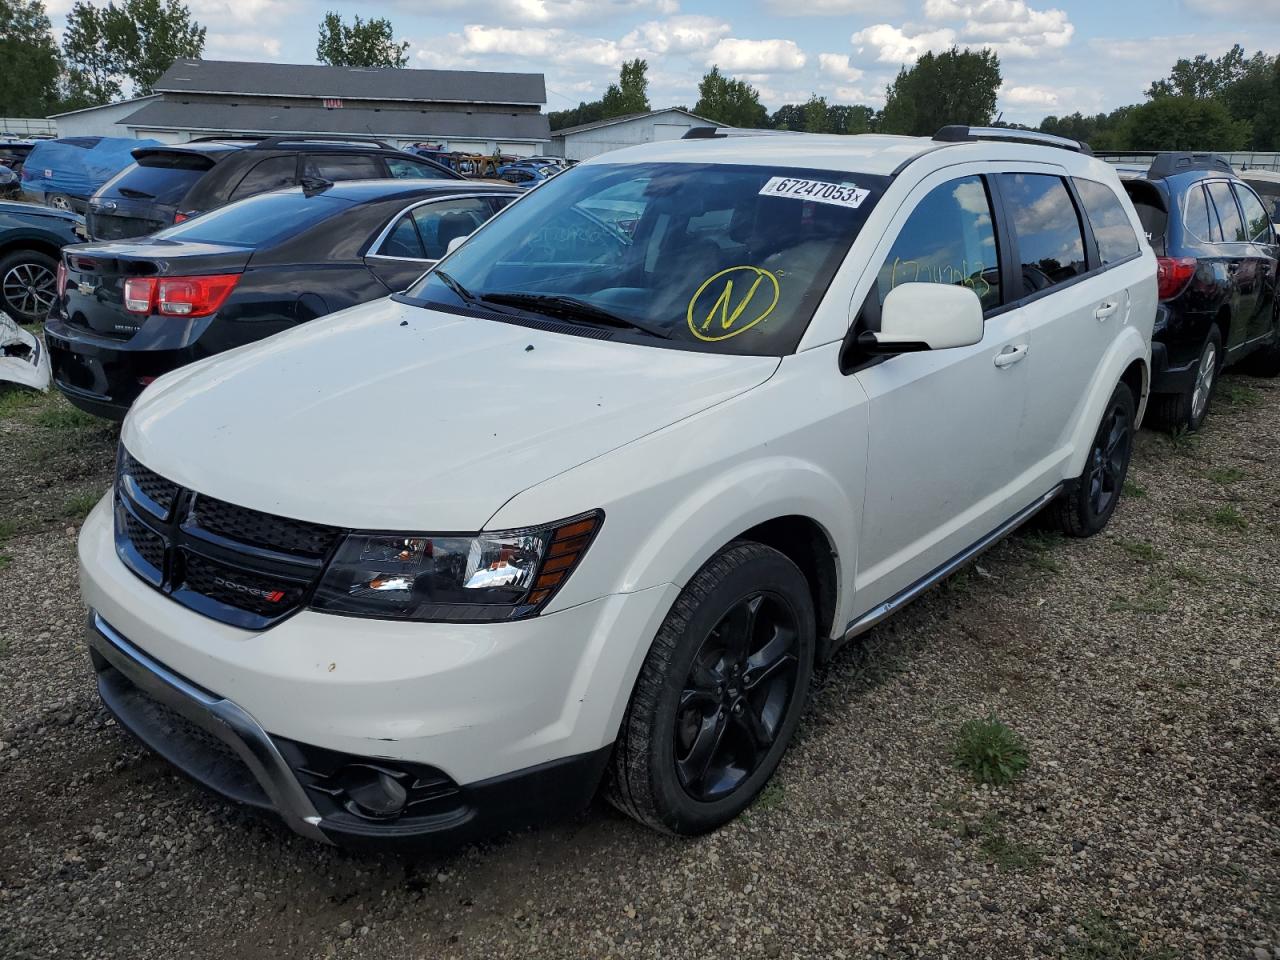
[0,236,63,264]
[1067,327,1150,477]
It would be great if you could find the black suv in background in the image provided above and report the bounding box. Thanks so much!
[86,135,461,241]
[47,178,519,418]
[1118,153,1280,431]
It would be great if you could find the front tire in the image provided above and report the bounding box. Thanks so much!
[607,541,815,835]
[0,249,57,324]
[1053,380,1136,538]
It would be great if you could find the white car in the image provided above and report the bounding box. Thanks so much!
[79,126,1155,846]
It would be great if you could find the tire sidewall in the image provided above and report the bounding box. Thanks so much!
[1187,325,1223,431]
[645,548,815,834]
[1076,381,1137,535]
[0,249,57,324]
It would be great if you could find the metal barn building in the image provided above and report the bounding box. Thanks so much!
[548,108,724,162]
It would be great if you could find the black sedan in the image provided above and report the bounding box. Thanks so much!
[45,179,520,419]
[0,200,83,323]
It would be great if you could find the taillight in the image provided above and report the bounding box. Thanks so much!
[123,277,156,313]
[1156,256,1197,301]
[56,261,67,298]
[156,274,239,317]
[173,211,189,224]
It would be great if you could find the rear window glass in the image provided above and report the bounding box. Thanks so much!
[102,162,204,205]
[152,190,349,246]
[1234,183,1272,243]
[1073,178,1140,265]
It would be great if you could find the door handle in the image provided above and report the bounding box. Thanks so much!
[994,344,1029,368]
[1094,301,1119,322]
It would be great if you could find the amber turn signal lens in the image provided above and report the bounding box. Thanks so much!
[526,512,602,607]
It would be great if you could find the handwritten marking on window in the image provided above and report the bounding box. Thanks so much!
[889,257,992,300]
[686,266,781,342]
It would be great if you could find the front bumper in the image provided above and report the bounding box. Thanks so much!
[78,495,679,844]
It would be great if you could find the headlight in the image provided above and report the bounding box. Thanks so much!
[310,512,601,622]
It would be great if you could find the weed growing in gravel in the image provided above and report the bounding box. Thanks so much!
[1220,382,1261,407]
[1171,565,1207,586]
[1066,912,1178,959]
[0,518,16,543]
[752,780,785,812]
[1115,538,1161,563]
[952,715,1029,786]
[61,491,102,521]
[1205,466,1248,485]
[0,387,42,419]
[978,824,1041,871]
[1122,480,1146,499]
[1019,530,1063,574]
[1208,505,1248,531]
[1109,578,1173,615]
[33,404,101,431]
[1164,425,1201,456]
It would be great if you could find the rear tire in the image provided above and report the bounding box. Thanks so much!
[0,249,57,324]
[606,541,815,835]
[1148,326,1221,432]
[1053,381,1136,538]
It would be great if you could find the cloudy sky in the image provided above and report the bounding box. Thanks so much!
[46,0,1278,124]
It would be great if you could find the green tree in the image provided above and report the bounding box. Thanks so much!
[769,103,805,131]
[547,100,606,131]
[827,103,874,135]
[61,1,121,108]
[0,0,61,115]
[600,58,649,118]
[802,94,830,133]
[106,0,205,94]
[693,66,768,129]
[880,47,1001,136]
[1147,44,1247,99]
[1124,96,1249,151]
[316,11,408,68]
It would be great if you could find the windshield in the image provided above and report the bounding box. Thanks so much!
[406,161,887,355]
[151,190,349,247]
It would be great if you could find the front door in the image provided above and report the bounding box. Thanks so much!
[852,171,1032,612]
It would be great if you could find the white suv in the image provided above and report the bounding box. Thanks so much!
[79,126,1155,845]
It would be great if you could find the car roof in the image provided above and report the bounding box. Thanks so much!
[280,178,521,203]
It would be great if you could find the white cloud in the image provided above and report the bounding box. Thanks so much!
[413,0,677,25]
[707,38,807,72]
[188,0,295,27]
[760,0,903,12]
[920,0,1073,58]
[621,15,730,55]
[852,24,956,63]
[204,31,284,59]
[459,24,624,66]
[817,53,864,82]
[1002,84,1058,106]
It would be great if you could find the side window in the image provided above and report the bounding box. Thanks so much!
[1073,178,1140,265]
[488,196,515,214]
[386,157,449,180]
[230,155,297,201]
[998,173,1086,294]
[1233,183,1273,243]
[874,175,1001,312]
[411,198,495,259]
[1207,181,1247,242]
[303,154,383,181]
[1184,185,1214,241]
[377,214,427,259]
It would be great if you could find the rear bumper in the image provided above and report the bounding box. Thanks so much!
[88,611,614,848]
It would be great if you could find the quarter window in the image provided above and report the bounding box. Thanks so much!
[1185,185,1215,241]
[411,198,495,259]
[386,157,450,180]
[875,175,1001,312]
[230,155,297,201]
[997,173,1086,294]
[302,154,383,181]
[378,214,426,259]
[1233,183,1273,243]
[1073,178,1140,265]
[1207,181,1247,242]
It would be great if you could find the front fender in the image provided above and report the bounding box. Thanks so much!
[1068,324,1150,477]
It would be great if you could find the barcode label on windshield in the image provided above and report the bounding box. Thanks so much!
[759,177,870,209]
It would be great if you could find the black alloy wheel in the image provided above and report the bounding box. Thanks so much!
[674,592,801,802]
[1053,380,1136,538]
[0,250,57,323]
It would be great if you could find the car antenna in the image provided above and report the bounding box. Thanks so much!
[300,176,334,196]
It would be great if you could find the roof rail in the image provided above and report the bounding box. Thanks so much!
[248,134,398,151]
[1145,151,1234,179]
[933,124,1093,156]
[681,126,802,140]
[187,134,269,143]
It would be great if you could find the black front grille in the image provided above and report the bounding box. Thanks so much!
[114,445,343,629]
[191,494,338,558]
[89,212,165,241]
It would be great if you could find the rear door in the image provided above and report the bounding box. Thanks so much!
[853,168,1032,609]
[1232,181,1279,343]
[1205,179,1258,354]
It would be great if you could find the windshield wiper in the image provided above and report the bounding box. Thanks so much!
[432,269,481,307]
[481,292,671,339]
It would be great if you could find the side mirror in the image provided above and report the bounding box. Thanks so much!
[445,234,470,256]
[860,282,984,354]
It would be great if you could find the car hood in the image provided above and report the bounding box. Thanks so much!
[123,298,779,531]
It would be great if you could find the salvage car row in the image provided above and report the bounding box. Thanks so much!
[6,127,1280,850]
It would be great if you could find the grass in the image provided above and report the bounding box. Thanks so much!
[1219,381,1261,408]
[1208,505,1248,531]
[1122,480,1147,499]
[0,386,44,419]
[1109,577,1173,615]
[1163,424,1201,455]
[1171,564,1207,586]
[1205,466,1248,485]
[752,779,785,812]
[1019,529,1064,574]
[979,825,1042,871]
[1066,912,1179,960]
[61,491,101,521]
[31,404,101,431]
[0,518,16,543]
[952,715,1029,786]
[1115,538,1161,563]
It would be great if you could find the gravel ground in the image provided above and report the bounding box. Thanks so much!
[1,377,1277,960]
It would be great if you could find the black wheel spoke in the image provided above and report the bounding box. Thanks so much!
[744,630,797,692]
[676,712,727,789]
[732,702,774,757]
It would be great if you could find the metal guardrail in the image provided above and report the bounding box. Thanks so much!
[1096,151,1280,172]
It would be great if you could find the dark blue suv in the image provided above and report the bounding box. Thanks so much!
[1118,153,1280,431]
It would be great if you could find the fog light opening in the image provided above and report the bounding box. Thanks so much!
[337,764,409,820]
